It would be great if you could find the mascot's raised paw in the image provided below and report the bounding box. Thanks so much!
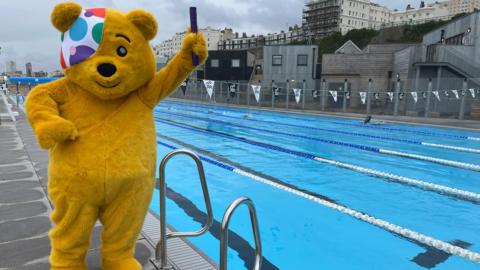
[36,118,78,149]
[181,31,208,65]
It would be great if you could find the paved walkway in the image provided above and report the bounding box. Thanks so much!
[0,91,157,269]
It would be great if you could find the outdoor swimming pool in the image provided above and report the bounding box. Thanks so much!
[151,99,480,270]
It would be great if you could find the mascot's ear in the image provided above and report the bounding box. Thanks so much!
[51,2,83,32]
[127,10,158,41]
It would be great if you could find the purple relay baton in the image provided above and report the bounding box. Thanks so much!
[190,7,199,66]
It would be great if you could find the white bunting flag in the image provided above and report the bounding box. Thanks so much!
[329,91,338,102]
[387,92,394,102]
[469,88,476,98]
[359,92,367,104]
[432,91,440,101]
[411,92,418,103]
[251,85,261,103]
[293,88,302,104]
[451,90,459,99]
[203,80,215,99]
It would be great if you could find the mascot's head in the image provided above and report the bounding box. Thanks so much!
[51,2,158,100]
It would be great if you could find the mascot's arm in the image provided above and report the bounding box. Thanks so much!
[139,31,208,108]
[25,79,78,149]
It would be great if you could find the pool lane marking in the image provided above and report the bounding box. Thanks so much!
[420,142,480,154]
[156,109,480,172]
[157,133,474,267]
[157,104,480,154]
[162,100,480,141]
[155,136,480,264]
[154,117,480,204]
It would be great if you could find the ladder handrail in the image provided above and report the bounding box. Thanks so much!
[156,149,214,269]
[220,197,262,270]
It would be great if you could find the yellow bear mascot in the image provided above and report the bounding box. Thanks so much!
[25,2,207,270]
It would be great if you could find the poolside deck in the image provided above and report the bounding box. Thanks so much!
[0,98,216,270]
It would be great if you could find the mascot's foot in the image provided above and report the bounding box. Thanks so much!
[103,258,141,270]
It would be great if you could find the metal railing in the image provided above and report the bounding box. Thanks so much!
[170,78,480,120]
[156,149,214,269]
[220,197,262,270]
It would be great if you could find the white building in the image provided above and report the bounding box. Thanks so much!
[218,35,259,50]
[368,3,392,30]
[390,1,451,26]
[339,0,372,33]
[305,0,470,37]
[447,0,480,15]
[6,61,16,74]
[264,26,305,45]
[155,27,224,58]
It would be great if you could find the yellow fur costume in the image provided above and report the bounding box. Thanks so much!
[25,3,207,270]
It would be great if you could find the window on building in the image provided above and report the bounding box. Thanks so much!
[210,59,219,68]
[297,54,308,66]
[272,55,283,66]
[231,59,240,67]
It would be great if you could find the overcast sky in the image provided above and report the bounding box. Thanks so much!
[0,0,416,73]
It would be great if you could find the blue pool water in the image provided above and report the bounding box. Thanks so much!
[150,99,480,270]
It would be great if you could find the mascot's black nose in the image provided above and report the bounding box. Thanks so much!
[97,63,117,77]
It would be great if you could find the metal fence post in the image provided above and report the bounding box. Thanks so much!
[236,81,240,105]
[342,79,348,112]
[425,78,432,118]
[321,79,326,111]
[302,80,306,110]
[366,78,372,114]
[459,78,468,120]
[271,80,275,108]
[258,80,262,107]
[286,80,290,109]
[394,74,400,116]
[219,81,223,103]
[247,82,250,106]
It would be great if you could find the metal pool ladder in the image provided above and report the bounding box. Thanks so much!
[155,149,263,270]
[156,149,214,269]
[220,197,262,270]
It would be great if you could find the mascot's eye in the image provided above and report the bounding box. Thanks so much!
[117,46,127,57]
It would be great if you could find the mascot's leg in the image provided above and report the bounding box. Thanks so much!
[99,179,154,270]
[49,189,99,270]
